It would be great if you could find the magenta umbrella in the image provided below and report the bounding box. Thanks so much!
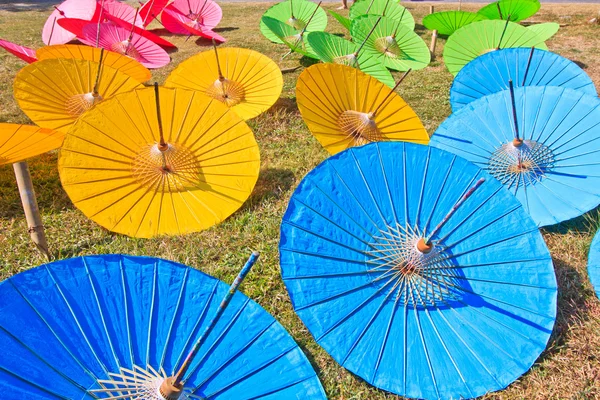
[161,0,222,34]
[79,22,170,68]
[104,13,177,49]
[42,0,98,45]
[102,1,144,27]
[0,38,37,63]
[161,6,226,42]
[139,0,170,27]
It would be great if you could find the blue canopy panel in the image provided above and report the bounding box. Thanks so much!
[588,231,600,299]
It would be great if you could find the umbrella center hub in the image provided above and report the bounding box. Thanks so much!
[332,53,358,67]
[206,78,246,107]
[287,17,306,30]
[338,110,382,145]
[132,143,202,190]
[374,36,408,59]
[111,40,141,60]
[488,140,555,187]
[65,92,103,117]
[93,366,192,399]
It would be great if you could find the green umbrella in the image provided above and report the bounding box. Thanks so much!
[478,0,540,22]
[327,10,351,31]
[351,15,430,71]
[306,31,395,87]
[443,19,547,75]
[349,0,415,30]
[422,11,488,36]
[527,22,559,42]
[261,15,319,59]
[260,0,327,44]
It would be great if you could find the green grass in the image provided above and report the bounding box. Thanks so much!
[1,2,600,398]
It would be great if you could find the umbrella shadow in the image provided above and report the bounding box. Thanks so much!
[241,168,296,212]
[271,97,298,113]
[213,27,239,33]
[543,205,600,235]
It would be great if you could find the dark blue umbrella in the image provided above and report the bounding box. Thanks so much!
[432,84,600,227]
[0,254,326,399]
[450,48,597,112]
[280,142,556,399]
[588,231,600,298]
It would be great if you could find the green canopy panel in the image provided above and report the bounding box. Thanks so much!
[422,11,488,36]
[443,19,547,75]
[527,22,559,42]
[260,0,327,44]
[306,31,395,87]
[351,15,430,71]
[328,10,352,31]
[478,0,541,22]
[262,16,319,59]
[349,0,415,30]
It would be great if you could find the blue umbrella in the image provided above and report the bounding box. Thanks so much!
[0,254,326,399]
[280,142,556,399]
[431,84,600,227]
[450,48,597,112]
[588,230,600,298]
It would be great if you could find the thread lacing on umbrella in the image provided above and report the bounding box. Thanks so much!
[488,140,555,188]
[338,110,384,146]
[373,36,410,60]
[205,78,246,107]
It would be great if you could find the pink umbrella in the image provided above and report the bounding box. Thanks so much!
[104,12,177,49]
[139,0,170,27]
[161,0,222,33]
[102,1,144,27]
[0,39,37,63]
[42,0,98,45]
[80,23,170,68]
[161,6,225,43]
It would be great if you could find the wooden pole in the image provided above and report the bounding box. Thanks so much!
[12,161,50,260]
[429,6,437,58]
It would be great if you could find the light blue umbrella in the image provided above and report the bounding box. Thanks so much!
[432,84,600,227]
[588,230,600,298]
[280,142,556,399]
[0,254,326,399]
[450,48,597,111]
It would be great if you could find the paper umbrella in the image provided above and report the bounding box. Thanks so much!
[477,0,541,23]
[588,230,600,299]
[279,141,556,399]
[0,38,37,63]
[259,0,327,44]
[42,0,97,45]
[349,0,415,31]
[422,11,488,36]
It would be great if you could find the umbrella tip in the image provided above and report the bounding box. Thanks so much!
[252,251,260,257]
[416,238,433,254]
[159,377,183,400]
[512,138,524,147]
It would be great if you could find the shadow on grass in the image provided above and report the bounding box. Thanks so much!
[53,234,117,261]
[242,168,296,212]
[271,96,298,114]
[214,26,239,33]
[543,205,600,236]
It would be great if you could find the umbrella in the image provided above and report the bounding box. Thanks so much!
[296,63,428,155]
[351,15,430,71]
[0,123,65,258]
[588,230,600,298]
[279,141,556,399]
[349,0,415,31]
[102,0,144,27]
[58,85,261,238]
[450,48,597,112]
[13,56,143,133]
[139,0,170,27]
[430,84,600,227]
[327,10,351,31]
[36,44,151,83]
[104,11,177,49]
[306,30,395,88]
[260,0,327,44]
[165,46,283,120]
[443,19,547,76]
[261,16,319,59]
[422,11,488,36]
[160,6,226,43]
[527,22,560,42]
[42,0,98,45]
[78,22,171,68]
[0,253,328,399]
[478,0,541,23]
[161,0,222,35]
[0,38,37,63]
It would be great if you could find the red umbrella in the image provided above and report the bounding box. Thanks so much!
[104,12,177,49]
[161,6,225,43]
[42,0,98,45]
[0,38,37,63]
[139,0,170,27]
[79,22,170,68]
[102,1,144,27]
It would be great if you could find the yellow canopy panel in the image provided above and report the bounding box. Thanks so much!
[0,123,65,165]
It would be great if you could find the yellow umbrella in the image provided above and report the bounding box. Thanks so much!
[164,46,283,120]
[36,44,152,83]
[58,85,260,238]
[296,63,428,155]
[13,56,143,133]
[1,123,65,259]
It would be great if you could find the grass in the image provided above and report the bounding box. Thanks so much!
[1,1,600,398]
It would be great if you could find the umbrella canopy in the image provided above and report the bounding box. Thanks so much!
[42,0,98,45]
[261,16,319,58]
[165,47,283,120]
[0,124,64,165]
[161,0,222,35]
[58,86,260,238]
[36,44,151,83]
[306,31,395,88]
[78,22,170,68]
[527,22,560,42]
[0,254,327,399]
[588,231,600,298]
[478,0,541,22]
[104,11,177,49]
[351,15,430,71]
[296,63,428,155]
[260,0,327,44]
[139,0,170,27]
[161,6,226,42]
[102,0,144,27]
[279,141,556,399]
[431,85,600,227]
[450,48,597,111]
[0,38,37,63]
[349,0,415,30]
[422,11,488,36]
[14,57,143,133]
[443,19,547,75]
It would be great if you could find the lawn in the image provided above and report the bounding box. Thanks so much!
[1,1,600,398]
